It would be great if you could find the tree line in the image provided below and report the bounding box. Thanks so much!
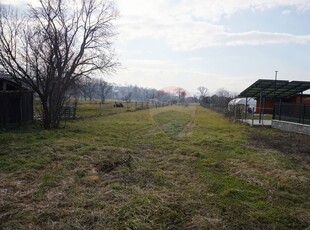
[78,77,179,103]
[197,86,237,109]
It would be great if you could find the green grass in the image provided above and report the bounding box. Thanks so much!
[0,105,309,229]
[75,100,164,119]
[153,110,192,139]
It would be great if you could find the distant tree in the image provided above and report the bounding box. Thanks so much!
[142,89,150,101]
[0,0,118,128]
[192,94,199,103]
[80,77,97,101]
[97,79,113,104]
[132,85,139,100]
[123,92,132,111]
[214,88,233,108]
[175,87,185,104]
[197,86,208,99]
[216,88,230,98]
[180,91,187,103]
[155,90,166,99]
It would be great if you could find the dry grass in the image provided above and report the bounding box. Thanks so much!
[0,105,309,229]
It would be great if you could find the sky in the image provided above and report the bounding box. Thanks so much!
[5,0,310,95]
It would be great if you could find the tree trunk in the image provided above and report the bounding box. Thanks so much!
[42,102,51,129]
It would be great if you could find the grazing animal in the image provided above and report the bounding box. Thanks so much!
[114,102,124,108]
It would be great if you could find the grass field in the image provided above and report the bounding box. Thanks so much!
[0,105,309,229]
[75,100,166,119]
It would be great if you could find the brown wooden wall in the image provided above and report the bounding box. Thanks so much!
[256,95,310,114]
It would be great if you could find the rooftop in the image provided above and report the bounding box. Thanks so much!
[239,79,310,99]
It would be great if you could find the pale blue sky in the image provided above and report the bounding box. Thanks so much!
[114,0,310,95]
[6,0,310,95]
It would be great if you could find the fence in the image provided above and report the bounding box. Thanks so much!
[273,103,310,125]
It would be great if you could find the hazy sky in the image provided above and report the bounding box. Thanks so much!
[5,0,310,94]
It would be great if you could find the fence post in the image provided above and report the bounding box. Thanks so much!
[279,102,282,121]
[245,97,248,120]
[299,102,304,124]
[303,104,306,124]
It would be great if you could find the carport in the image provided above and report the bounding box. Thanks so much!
[239,79,310,125]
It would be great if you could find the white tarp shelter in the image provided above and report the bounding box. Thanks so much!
[228,98,256,112]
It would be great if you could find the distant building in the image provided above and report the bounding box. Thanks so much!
[239,79,310,115]
[239,79,310,134]
[0,73,33,129]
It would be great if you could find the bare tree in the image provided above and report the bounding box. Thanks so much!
[123,92,132,111]
[0,0,118,128]
[155,90,166,99]
[180,91,187,104]
[215,88,233,108]
[216,88,230,98]
[197,86,208,99]
[97,79,112,104]
[80,77,97,101]
[175,87,185,104]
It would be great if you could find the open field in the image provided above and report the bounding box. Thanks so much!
[75,100,153,119]
[0,105,309,229]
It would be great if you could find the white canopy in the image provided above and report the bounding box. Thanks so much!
[228,98,256,107]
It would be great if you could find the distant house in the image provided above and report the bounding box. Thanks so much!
[0,73,33,128]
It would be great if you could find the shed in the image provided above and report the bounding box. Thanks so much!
[0,73,33,128]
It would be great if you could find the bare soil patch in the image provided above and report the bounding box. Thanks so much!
[248,127,310,157]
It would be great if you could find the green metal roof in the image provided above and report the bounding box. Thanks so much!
[239,79,310,99]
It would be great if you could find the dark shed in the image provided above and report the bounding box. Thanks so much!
[0,73,33,128]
